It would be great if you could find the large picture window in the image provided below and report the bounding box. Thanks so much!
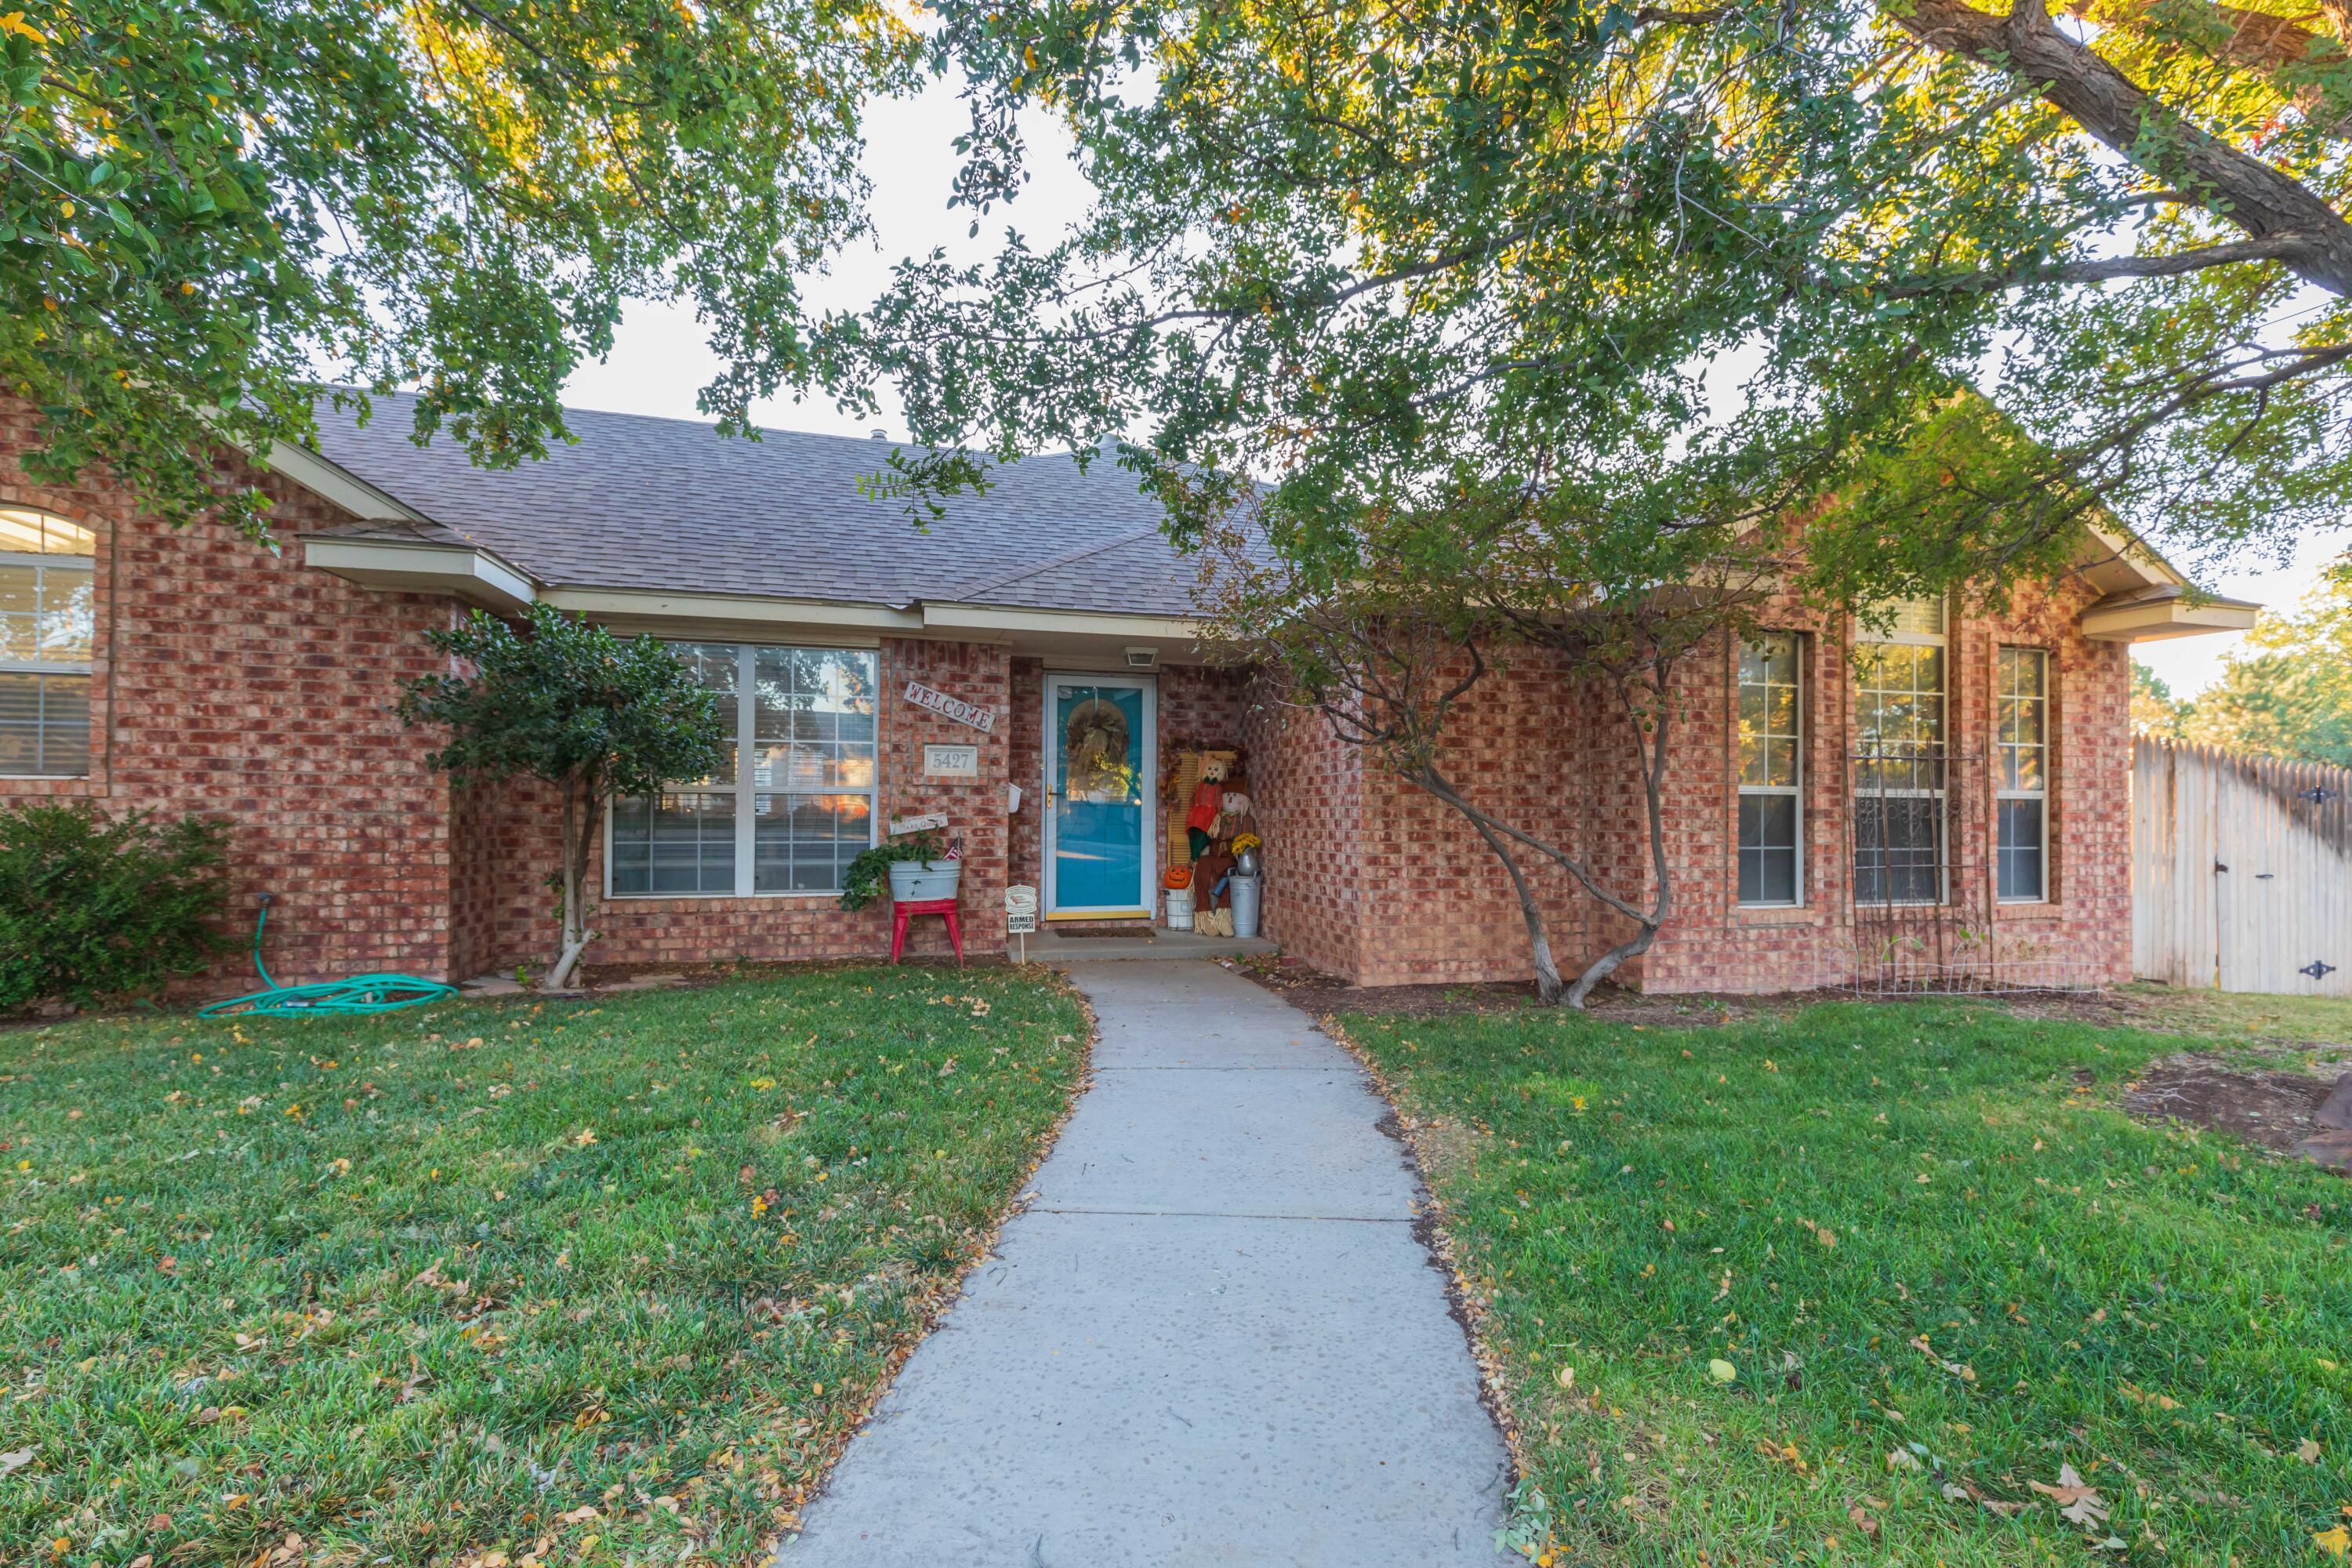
[1736,632,1802,906]
[1995,647,2050,902]
[0,508,96,777]
[1853,598,1947,906]
[608,644,878,897]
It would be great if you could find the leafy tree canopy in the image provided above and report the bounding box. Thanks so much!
[818,0,2352,604]
[2,0,916,535]
[2138,560,2352,764]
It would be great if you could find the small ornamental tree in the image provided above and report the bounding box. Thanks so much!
[397,604,728,990]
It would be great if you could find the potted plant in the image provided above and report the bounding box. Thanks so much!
[839,829,960,911]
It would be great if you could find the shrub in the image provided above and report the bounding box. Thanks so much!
[0,802,232,1011]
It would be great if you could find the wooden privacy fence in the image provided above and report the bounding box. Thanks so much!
[2132,738,2352,996]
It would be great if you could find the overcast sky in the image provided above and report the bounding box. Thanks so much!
[559,74,2346,699]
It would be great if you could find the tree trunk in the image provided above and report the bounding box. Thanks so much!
[1562,659,1679,1007]
[1456,804,1570,1004]
[546,777,599,991]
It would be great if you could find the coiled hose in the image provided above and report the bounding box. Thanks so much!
[198,896,456,1018]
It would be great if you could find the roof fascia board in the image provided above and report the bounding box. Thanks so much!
[233,428,439,526]
[302,536,536,612]
[920,601,1203,641]
[2080,596,2259,642]
[539,586,924,633]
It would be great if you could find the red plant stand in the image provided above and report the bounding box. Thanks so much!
[889,897,964,966]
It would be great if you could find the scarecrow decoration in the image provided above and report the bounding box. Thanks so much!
[1162,742,1261,937]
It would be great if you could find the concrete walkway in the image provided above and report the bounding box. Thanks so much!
[778,960,1510,1567]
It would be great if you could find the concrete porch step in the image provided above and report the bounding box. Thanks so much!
[1024,927,1277,963]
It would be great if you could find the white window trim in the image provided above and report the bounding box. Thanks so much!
[603,642,879,901]
[1995,646,2051,905]
[0,535,96,779]
[1736,632,1805,908]
[1854,603,1949,906]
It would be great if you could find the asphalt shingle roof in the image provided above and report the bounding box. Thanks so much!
[306,391,1207,617]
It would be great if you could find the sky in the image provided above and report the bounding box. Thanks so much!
[557,74,2347,700]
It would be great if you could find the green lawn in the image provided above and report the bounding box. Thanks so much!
[1336,1000,2352,1566]
[1,967,1087,1568]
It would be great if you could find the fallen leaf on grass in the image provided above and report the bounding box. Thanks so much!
[1707,1358,1737,1384]
[2027,1464,2109,1528]
[1847,1505,1879,1540]
[1908,1334,1976,1381]
[1940,1475,2030,1518]
[2314,1524,2350,1559]
[2298,1437,2323,1464]
[0,1446,31,1476]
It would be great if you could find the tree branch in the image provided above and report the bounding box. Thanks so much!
[1889,0,2352,295]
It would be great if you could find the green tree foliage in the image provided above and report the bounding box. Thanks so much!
[2131,659,2188,738]
[0,800,229,1010]
[0,0,915,535]
[396,604,727,989]
[2170,563,2352,764]
[816,0,2352,593]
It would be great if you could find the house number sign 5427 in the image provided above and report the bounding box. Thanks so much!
[902,680,997,734]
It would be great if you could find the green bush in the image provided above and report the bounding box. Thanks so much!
[0,802,232,1011]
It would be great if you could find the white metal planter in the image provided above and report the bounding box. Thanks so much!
[889,860,964,903]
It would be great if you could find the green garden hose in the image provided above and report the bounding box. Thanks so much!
[198,896,456,1018]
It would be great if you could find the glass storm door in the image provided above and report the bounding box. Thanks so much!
[1044,674,1155,916]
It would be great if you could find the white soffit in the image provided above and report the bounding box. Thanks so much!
[300,536,536,612]
[2079,590,2260,643]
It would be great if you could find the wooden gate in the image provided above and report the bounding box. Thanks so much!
[2132,738,2352,996]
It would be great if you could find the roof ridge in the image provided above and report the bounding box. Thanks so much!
[950,522,1167,602]
[343,384,1101,458]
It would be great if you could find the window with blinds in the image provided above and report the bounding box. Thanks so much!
[0,508,96,778]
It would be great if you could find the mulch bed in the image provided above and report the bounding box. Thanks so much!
[2126,1054,2352,1171]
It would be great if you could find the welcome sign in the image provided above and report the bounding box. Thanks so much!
[902,680,997,734]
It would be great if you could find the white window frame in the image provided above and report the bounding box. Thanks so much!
[604,642,880,899]
[1853,598,1949,906]
[0,510,97,779]
[1735,631,1804,908]
[1994,645,2051,904]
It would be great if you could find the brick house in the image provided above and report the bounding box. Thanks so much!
[0,393,2256,995]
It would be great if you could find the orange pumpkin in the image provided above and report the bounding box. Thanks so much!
[1163,866,1192,890]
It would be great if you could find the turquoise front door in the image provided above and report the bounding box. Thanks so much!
[1044,674,1156,916]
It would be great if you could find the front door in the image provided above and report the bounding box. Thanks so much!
[1043,673,1156,917]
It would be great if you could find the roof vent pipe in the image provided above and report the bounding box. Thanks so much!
[869,428,887,441]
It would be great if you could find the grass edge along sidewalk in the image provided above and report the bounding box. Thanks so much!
[1326,997,2352,1568]
[1,965,1092,1568]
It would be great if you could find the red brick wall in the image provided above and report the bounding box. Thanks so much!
[1260,587,2133,995]
[0,399,459,993]
[1240,675,1373,978]
[453,637,1015,975]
